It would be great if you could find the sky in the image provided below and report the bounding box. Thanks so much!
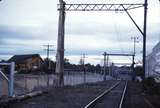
[0,0,160,65]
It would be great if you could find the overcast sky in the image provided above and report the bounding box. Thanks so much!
[0,0,159,65]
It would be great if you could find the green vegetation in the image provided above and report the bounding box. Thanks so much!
[143,77,160,95]
[135,66,143,76]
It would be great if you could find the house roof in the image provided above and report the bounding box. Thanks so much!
[8,54,43,63]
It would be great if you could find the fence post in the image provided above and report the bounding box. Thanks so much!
[24,75,27,92]
[37,76,39,89]
[47,75,49,87]
[9,62,15,97]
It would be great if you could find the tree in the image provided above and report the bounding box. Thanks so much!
[64,58,69,64]
[95,64,101,73]
[135,66,143,76]
[42,58,56,74]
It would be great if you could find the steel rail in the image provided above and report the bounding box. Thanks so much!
[84,81,121,108]
[119,81,128,108]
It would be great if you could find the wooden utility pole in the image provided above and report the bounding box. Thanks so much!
[131,37,139,56]
[103,52,107,81]
[131,37,138,80]
[56,0,66,86]
[107,55,109,76]
[82,54,87,83]
[43,44,54,69]
[143,0,148,80]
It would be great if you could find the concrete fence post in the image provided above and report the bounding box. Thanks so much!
[47,75,49,87]
[24,75,27,92]
[9,62,15,97]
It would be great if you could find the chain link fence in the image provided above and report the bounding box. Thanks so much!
[12,71,104,96]
[0,73,9,97]
[1,70,104,98]
[14,74,56,96]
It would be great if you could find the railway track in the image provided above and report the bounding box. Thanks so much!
[84,80,128,108]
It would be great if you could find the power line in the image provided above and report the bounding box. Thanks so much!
[113,13,123,54]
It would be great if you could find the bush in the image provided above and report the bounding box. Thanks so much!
[135,66,143,76]
[143,77,160,95]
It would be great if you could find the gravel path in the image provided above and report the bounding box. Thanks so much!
[3,80,157,108]
[94,81,126,108]
[123,81,151,108]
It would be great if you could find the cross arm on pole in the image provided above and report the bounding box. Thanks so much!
[122,5,144,37]
[58,3,144,11]
[105,53,134,57]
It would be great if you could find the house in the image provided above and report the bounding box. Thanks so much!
[8,54,43,72]
[146,41,160,77]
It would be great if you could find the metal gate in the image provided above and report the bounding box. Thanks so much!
[0,62,15,97]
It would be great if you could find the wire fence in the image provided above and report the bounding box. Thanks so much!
[64,71,104,85]
[0,61,133,98]
[13,72,104,96]
[0,73,9,97]
[0,63,135,98]
[0,71,104,97]
[0,67,135,98]
[14,74,56,96]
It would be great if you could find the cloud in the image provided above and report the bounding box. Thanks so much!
[0,0,58,26]
[0,24,57,56]
[0,24,58,44]
[0,0,159,63]
[0,26,34,40]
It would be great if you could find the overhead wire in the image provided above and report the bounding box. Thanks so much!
[112,11,134,64]
[108,0,137,65]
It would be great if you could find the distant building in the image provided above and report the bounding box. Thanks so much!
[8,54,43,72]
[146,41,160,77]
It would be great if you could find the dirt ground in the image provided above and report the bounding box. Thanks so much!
[1,80,160,108]
[5,80,117,108]
[145,95,160,108]
[123,81,160,108]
